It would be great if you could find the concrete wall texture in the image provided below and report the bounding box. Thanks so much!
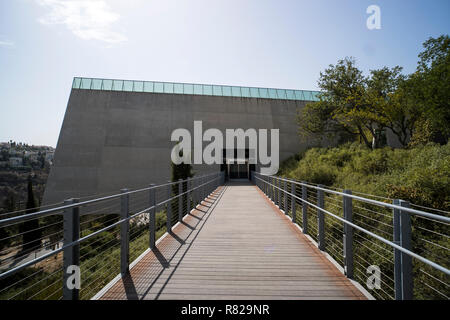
[43,88,323,205]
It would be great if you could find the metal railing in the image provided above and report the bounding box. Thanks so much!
[0,172,225,300]
[1,170,448,300]
[252,172,450,300]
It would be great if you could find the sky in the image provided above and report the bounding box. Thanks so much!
[0,0,449,147]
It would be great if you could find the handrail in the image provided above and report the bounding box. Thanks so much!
[260,174,450,223]
[0,172,224,282]
[0,172,218,227]
[253,174,450,276]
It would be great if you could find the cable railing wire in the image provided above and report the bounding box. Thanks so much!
[253,173,450,300]
[0,172,223,300]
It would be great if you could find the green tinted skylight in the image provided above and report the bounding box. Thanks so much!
[72,77,320,102]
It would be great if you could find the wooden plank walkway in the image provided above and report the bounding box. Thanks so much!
[99,181,366,300]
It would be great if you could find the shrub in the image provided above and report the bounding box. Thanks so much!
[280,142,450,211]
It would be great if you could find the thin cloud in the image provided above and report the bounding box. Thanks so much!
[36,0,127,44]
[0,40,15,47]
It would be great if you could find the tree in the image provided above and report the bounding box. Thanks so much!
[297,100,356,144]
[0,193,16,250]
[409,35,450,144]
[20,175,42,253]
[298,57,389,149]
[170,149,194,219]
[365,66,420,147]
[171,151,194,182]
[297,56,433,148]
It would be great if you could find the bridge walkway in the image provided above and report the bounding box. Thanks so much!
[98,181,366,300]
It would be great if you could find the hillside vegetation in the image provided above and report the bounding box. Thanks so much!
[279,142,450,211]
[277,142,449,299]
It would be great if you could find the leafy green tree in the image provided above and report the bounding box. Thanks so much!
[365,66,421,147]
[171,150,194,182]
[298,57,403,149]
[297,100,355,144]
[298,58,369,146]
[170,149,194,221]
[408,35,450,144]
[0,193,16,250]
[20,175,42,253]
[297,53,442,148]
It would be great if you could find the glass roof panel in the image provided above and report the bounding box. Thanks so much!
[71,77,320,101]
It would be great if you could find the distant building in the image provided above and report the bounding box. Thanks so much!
[9,157,23,167]
[24,151,39,162]
[9,149,20,157]
[45,151,54,164]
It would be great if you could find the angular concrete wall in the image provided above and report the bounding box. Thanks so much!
[43,89,323,205]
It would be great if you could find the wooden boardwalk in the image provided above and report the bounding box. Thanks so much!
[98,181,366,300]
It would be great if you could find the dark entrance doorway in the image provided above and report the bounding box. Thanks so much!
[221,149,254,181]
[229,162,248,179]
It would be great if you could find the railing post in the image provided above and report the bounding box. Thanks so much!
[178,179,183,222]
[210,175,213,194]
[393,199,413,300]
[274,179,278,207]
[272,178,276,204]
[209,175,212,195]
[302,183,308,234]
[192,178,196,207]
[63,198,80,300]
[199,176,203,203]
[208,175,211,196]
[264,175,267,195]
[264,175,267,196]
[187,178,191,213]
[291,182,296,223]
[196,177,200,206]
[284,180,288,215]
[274,178,277,205]
[268,177,272,199]
[400,200,413,300]
[149,184,156,250]
[317,185,325,251]
[261,175,264,194]
[199,176,203,202]
[343,190,353,279]
[262,175,265,194]
[120,189,129,276]
[167,181,172,232]
[202,176,206,200]
[393,199,401,299]
[278,179,281,208]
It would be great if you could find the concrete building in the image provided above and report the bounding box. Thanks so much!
[43,77,324,205]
